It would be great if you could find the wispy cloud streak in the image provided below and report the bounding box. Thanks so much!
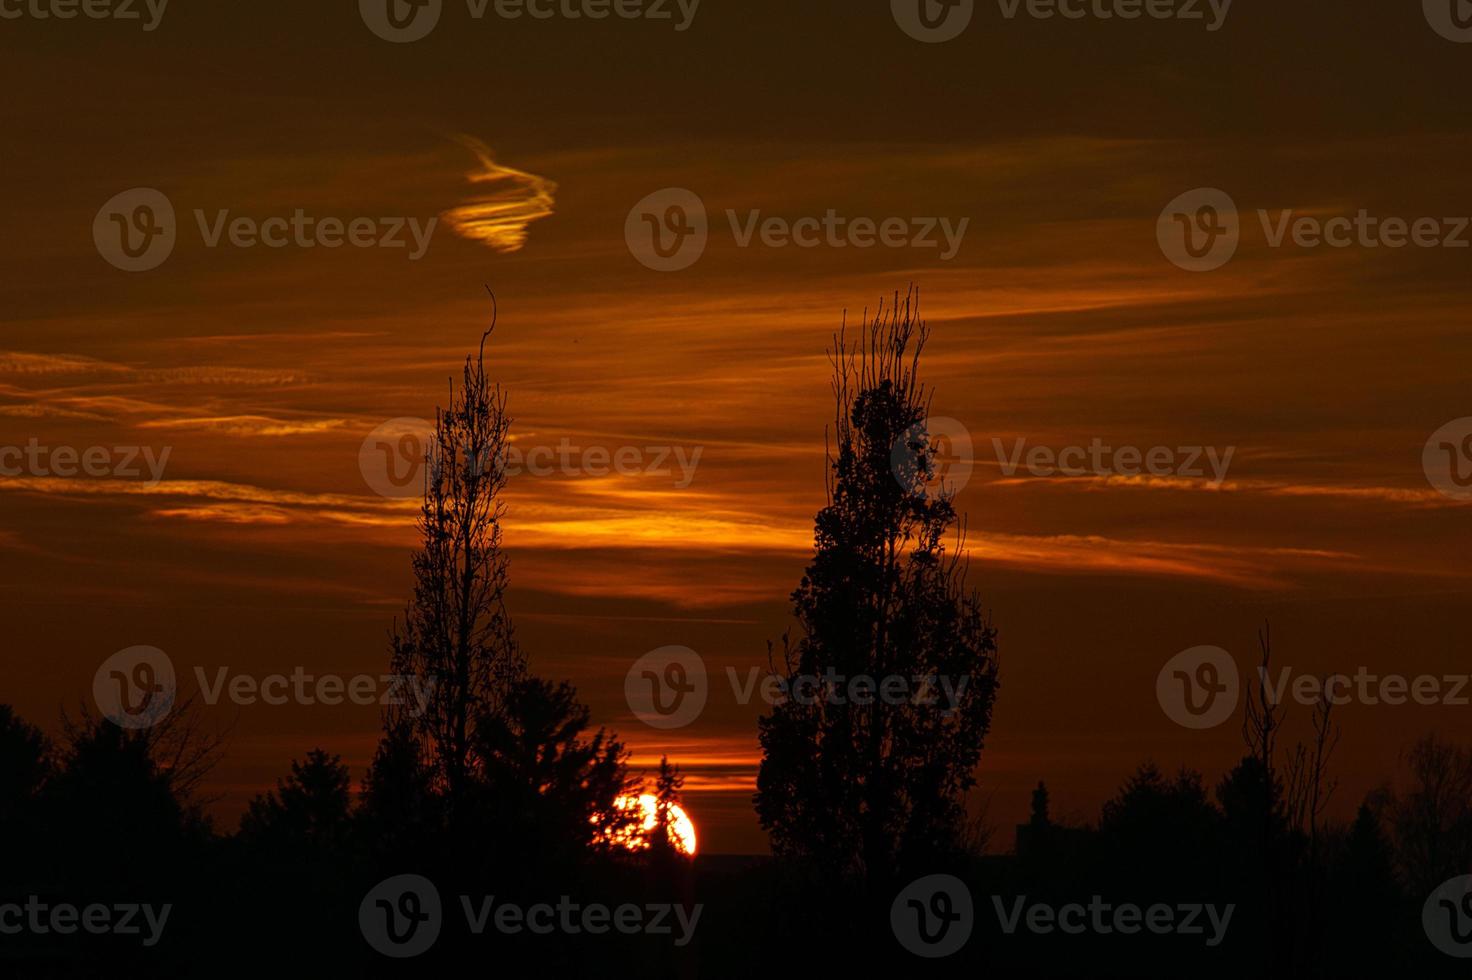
[442,136,556,253]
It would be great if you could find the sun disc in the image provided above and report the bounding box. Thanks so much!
[609,793,697,856]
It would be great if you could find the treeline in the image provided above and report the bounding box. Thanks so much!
[0,312,691,977]
[0,699,689,977]
[993,733,1470,977]
[3,292,1467,977]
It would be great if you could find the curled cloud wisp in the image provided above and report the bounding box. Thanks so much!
[443,136,557,253]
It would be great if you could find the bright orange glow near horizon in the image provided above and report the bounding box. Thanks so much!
[607,795,698,857]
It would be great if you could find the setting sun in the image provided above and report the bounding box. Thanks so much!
[609,794,698,857]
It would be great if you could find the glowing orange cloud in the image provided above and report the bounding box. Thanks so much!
[442,135,556,253]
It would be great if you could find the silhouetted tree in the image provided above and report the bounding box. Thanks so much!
[1385,732,1472,896]
[1284,685,1341,850]
[1282,686,1340,972]
[1240,626,1289,841]
[0,705,50,889]
[755,291,999,896]
[649,755,687,859]
[1340,801,1398,896]
[1323,800,1400,974]
[228,749,357,969]
[1101,763,1221,891]
[1230,624,1325,970]
[239,748,353,853]
[1216,753,1294,969]
[358,716,440,862]
[43,705,216,893]
[472,676,636,876]
[389,293,526,828]
[0,705,48,829]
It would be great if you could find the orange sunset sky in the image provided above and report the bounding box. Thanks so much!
[3,0,1471,852]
